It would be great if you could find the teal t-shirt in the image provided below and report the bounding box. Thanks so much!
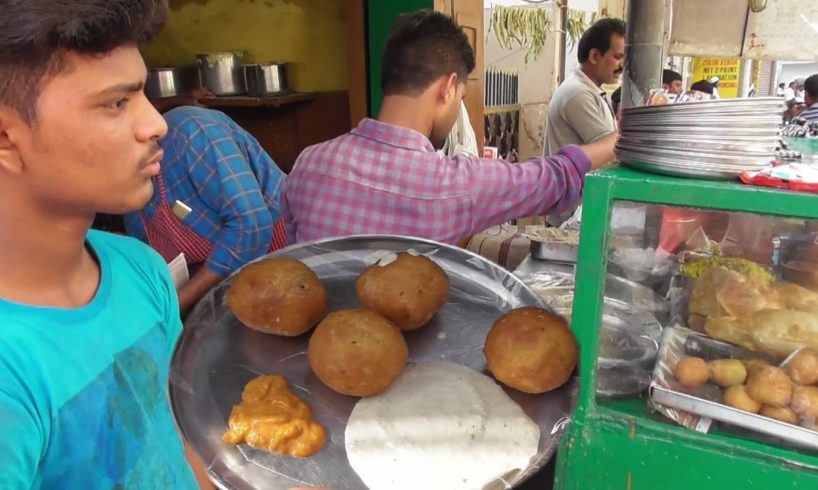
[0,230,198,489]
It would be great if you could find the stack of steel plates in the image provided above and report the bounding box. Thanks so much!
[617,97,785,179]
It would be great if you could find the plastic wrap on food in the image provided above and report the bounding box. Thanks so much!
[170,235,577,490]
[515,268,666,396]
[649,327,818,450]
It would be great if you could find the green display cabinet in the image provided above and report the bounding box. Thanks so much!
[556,166,818,489]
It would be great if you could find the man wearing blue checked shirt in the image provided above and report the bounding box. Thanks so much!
[124,106,287,313]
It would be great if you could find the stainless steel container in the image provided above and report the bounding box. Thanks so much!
[145,66,199,99]
[243,62,289,97]
[196,52,245,96]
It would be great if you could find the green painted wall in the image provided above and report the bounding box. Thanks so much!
[142,0,348,92]
[367,0,433,116]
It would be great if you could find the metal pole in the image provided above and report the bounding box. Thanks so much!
[557,0,568,84]
[621,0,665,109]
[738,58,753,97]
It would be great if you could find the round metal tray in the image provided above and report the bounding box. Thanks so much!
[616,155,743,180]
[621,125,780,138]
[615,142,774,167]
[621,115,781,129]
[171,235,575,490]
[618,135,777,154]
[622,97,785,115]
[615,146,772,172]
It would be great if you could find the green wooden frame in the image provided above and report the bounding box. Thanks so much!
[556,166,818,489]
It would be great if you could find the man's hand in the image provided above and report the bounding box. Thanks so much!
[581,131,619,170]
[184,441,215,490]
[177,267,224,315]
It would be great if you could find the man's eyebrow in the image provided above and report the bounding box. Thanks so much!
[94,81,145,97]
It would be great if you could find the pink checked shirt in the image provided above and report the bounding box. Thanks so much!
[282,118,591,244]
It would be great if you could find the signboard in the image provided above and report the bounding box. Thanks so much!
[670,0,818,61]
[691,57,740,99]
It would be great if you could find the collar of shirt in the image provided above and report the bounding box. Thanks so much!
[572,66,606,98]
[352,118,436,153]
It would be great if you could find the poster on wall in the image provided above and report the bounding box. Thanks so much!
[691,58,740,98]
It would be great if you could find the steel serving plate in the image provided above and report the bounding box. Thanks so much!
[615,146,772,171]
[622,97,785,115]
[617,135,778,154]
[616,141,775,168]
[170,235,576,490]
[621,125,781,138]
[615,152,746,180]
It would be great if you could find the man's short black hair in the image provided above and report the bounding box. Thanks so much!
[690,80,715,95]
[0,0,167,122]
[577,18,626,63]
[779,82,786,88]
[381,10,475,96]
[805,74,818,99]
[663,69,682,85]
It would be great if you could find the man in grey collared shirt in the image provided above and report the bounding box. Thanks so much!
[544,18,625,225]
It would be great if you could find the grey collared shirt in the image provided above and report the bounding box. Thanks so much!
[543,67,617,155]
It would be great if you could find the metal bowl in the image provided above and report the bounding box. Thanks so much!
[145,66,200,99]
[243,62,289,97]
[197,52,246,96]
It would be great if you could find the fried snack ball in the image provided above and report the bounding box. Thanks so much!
[484,307,578,394]
[308,309,408,397]
[709,359,747,388]
[723,385,762,414]
[355,252,449,331]
[791,386,818,420]
[746,366,793,408]
[674,357,711,388]
[785,348,818,386]
[744,359,771,378]
[227,258,327,336]
[760,405,800,425]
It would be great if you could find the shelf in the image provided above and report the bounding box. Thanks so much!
[196,92,315,109]
[484,104,521,115]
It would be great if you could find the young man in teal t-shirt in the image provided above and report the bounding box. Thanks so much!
[0,1,205,488]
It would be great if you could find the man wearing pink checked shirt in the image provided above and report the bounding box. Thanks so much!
[282,10,617,245]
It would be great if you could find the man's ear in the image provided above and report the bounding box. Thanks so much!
[434,73,459,104]
[588,48,601,65]
[0,110,24,175]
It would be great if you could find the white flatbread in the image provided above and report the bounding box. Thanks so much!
[345,361,540,490]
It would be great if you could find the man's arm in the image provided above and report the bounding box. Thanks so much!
[0,390,41,489]
[456,135,616,236]
[178,267,223,315]
[182,131,277,309]
[184,440,215,490]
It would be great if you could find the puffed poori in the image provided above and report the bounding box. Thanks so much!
[785,348,818,386]
[674,357,711,388]
[761,405,800,424]
[746,366,793,408]
[227,258,327,336]
[308,309,409,397]
[709,359,747,388]
[723,385,761,413]
[484,307,578,394]
[356,252,449,331]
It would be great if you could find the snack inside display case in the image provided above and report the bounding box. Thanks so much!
[596,202,818,449]
[557,166,818,490]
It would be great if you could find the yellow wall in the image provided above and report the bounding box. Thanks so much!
[141,0,348,92]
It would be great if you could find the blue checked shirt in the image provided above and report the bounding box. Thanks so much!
[123,106,285,276]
